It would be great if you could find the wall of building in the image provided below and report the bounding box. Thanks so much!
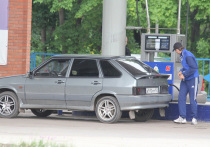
[0,0,32,77]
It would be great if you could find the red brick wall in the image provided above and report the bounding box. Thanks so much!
[0,0,32,77]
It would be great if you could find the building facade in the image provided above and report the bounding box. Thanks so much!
[0,0,32,77]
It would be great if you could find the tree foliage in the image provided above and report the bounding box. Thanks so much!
[31,0,210,58]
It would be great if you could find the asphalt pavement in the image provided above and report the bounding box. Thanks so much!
[0,110,210,147]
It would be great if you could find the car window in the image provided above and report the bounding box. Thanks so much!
[100,60,121,77]
[70,59,99,77]
[34,59,70,78]
[116,58,159,76]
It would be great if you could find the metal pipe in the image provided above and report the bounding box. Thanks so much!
[126,26,176,30]
[145,0,150,33]
[155,21,159,34]
[155,21,159,57]
[185,0,189,48]
[177,0,181,34]
[136,0,141,41]
[126,26,143,30]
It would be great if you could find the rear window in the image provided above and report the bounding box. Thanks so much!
[100,60,121,77]
[70,59,99,77]
[116,58,159,76]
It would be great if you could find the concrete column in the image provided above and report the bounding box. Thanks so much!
[102,0,127,56]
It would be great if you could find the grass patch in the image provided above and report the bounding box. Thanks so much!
[0,140,75,147]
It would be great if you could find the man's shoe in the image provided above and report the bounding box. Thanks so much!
[191,118,197,125]
[174,116,187,124]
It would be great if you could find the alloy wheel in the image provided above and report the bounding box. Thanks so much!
[0,95,15,116]
[98,99,116,121]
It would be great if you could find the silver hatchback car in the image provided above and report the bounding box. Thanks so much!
[0,55,171,123]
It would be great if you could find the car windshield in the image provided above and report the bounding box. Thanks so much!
[116,58,159,76]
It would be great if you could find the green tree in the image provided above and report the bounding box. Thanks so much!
[32,0,210,57]
[31,0,57,53]
[184,0,210,56]
[33,0,103,54]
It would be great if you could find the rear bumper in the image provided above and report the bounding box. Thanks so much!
[117,94,172,111]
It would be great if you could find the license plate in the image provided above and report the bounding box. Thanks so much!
[146,88,158,94]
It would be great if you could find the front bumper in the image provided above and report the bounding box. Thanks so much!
[117,94,171,111]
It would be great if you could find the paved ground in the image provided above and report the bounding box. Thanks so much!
[0,111,210,147]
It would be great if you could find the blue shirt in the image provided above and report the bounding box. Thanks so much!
[180,49,199,80]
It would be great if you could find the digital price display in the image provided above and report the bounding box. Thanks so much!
[145,35,170,51]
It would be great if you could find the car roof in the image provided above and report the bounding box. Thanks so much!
[52,54,135,60]
[131,54,170,62]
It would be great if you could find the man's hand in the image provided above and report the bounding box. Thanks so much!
[179,74,185,80]
[178,71,182,77]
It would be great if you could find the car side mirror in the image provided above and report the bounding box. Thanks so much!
[27,71,33,79]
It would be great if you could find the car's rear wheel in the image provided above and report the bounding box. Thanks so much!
[95,96,122,123]
[0,91,19,118]
[134,109,154,122]
[31,109,53,117]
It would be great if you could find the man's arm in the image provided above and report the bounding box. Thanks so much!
[182,56,198,78]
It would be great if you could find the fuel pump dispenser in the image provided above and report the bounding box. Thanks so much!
[141,33,186,101]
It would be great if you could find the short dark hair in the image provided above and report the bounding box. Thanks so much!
[179,46,185,51]
[173,42,183,51]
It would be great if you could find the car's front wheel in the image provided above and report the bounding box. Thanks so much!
[31,109,53,117]
[0,91,19,118]
[95,96,122,123]
[134,109,154,122]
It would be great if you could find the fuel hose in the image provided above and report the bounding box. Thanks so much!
[168,84,180,91]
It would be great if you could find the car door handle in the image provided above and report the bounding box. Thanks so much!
[91,81,101,85]
[55,80,65,84]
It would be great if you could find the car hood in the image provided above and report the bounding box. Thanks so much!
[0,74,27,87]
[0,74,26,80]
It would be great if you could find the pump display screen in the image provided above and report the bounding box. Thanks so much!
[145,35,170,51]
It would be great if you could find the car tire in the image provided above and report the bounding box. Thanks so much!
[0,91,19,118]
[95,96,122,123]
[31,109,53,117]
[134,109,154,122]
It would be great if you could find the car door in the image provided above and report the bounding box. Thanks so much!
[65,59,102,108]
[25,59,70,107]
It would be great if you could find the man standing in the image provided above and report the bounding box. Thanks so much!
[125,36,131,56]
[173,42,199,125]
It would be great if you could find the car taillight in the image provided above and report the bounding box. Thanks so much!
[160,85,169,94]
[133,87,146,95]
[201,79,205,91]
